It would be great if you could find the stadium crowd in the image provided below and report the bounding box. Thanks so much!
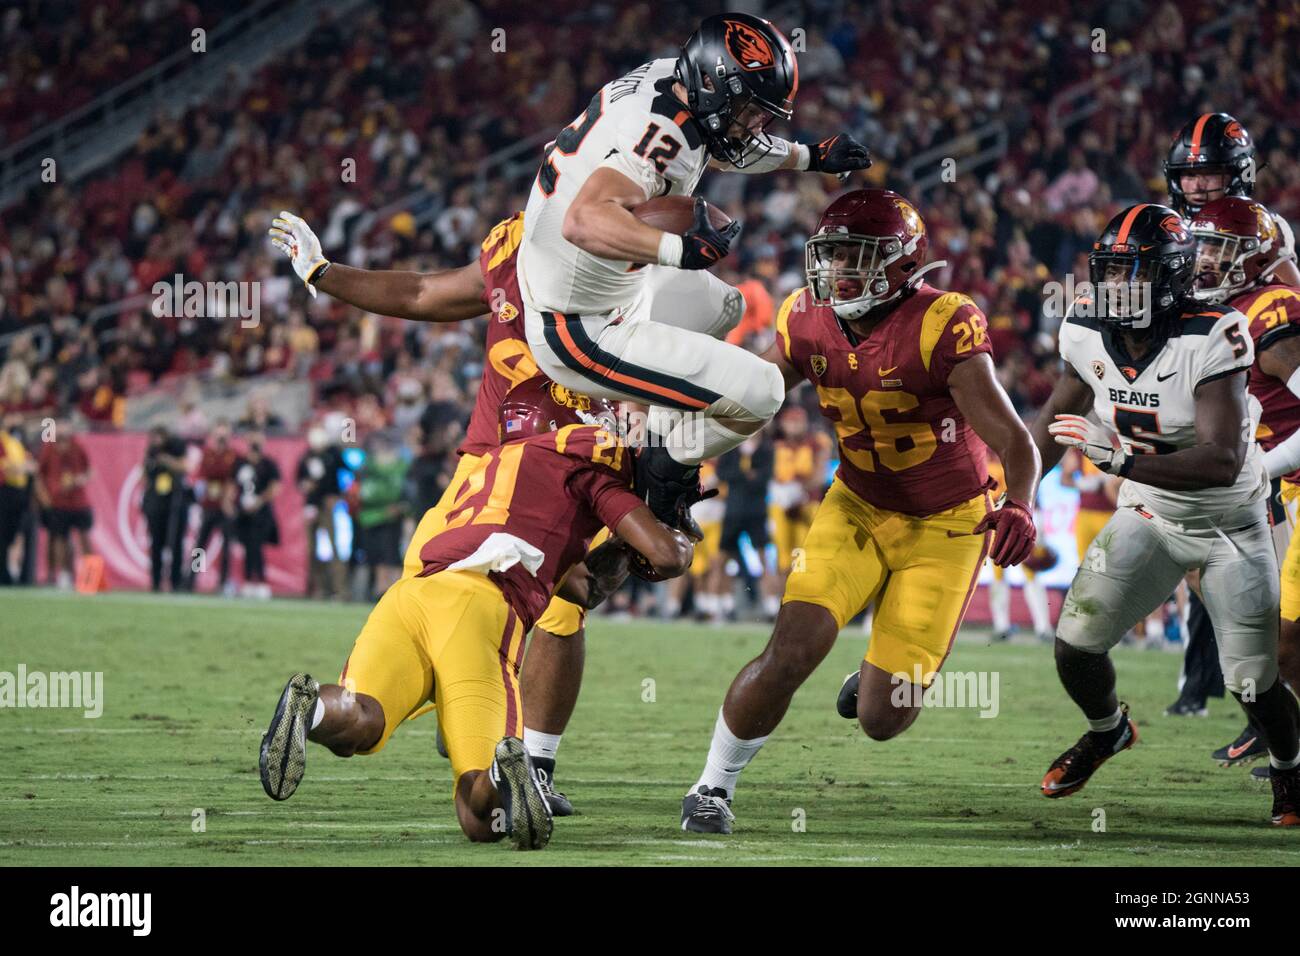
[2,0,1299,603]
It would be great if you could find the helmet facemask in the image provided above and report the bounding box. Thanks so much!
[805,231,919,320]
[695,74,787,167]
[1191,229,1281,304]
[1087,253,1186,328]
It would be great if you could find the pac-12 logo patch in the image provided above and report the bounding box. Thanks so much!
[1091,360,1105,380]
[810,354,827,377]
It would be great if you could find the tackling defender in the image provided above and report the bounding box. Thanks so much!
[517,13,870,530]
[258,377,694,849]
[270,210,738,813]
[679,188,1042,834]
[1031,202,1300,825]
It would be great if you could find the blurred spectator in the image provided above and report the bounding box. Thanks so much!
[297,425,346,599]
[141,424,189,592]
[34,418,94,589]
[355,430,409,599]
[233,430,281,598]
[0,414,35,585]
[717,432,777,618]
[189,419,238,594]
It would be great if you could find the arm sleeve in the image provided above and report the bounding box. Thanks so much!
[1197,311,1254,388]
[717,136,794,174]
[571,466,645,532]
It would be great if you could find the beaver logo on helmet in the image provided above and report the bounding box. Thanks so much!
[724,19,775,69]
[1160,215,1190,243]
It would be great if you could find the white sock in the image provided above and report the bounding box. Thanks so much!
[990,576,1011,632]
[693,708,768,797]
[1145,614,1163,640]
[524,728,562,762]
[1024,577,1051,634]
[310,698,325,731]
[1271,750,1300,770]
[1087,708,1123,734]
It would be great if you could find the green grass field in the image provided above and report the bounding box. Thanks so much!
[0,588,1290,866]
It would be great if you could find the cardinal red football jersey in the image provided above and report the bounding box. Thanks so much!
[775,283,992,516]
[461,213,540,456]
[417,425,642,630]
[1234,281,1300,482]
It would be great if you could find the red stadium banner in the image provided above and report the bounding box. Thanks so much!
[79,432,308,596]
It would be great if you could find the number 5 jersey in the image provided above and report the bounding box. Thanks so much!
[1058,303,1267,522]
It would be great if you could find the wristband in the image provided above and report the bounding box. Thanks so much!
[306,260,331,285]
[657,232,684,268]
[793,142,811,171]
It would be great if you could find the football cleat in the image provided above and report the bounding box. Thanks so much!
[489,737,553,850]
[531,757,574,817]
[681,785,734,834]
[1251,765,1271,782]
[1040,706,1139,798]
[836,671,860,720]
[1164,695,1209,718]
[1270,765,1300,826]
[1212,725,1267,766]
[259,672,319,801]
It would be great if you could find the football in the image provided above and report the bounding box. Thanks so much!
[631,194,733,235]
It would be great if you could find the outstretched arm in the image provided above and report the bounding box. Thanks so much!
[1028,363,1096,477]
[269,211,486,322]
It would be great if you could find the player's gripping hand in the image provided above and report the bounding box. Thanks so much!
[680,196,742,270]
[973,498,1037,568]
[268,211,330,297]
[1049,414,1129,474]
[806,133,872,176]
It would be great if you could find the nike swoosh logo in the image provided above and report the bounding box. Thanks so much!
[878,366,898,376]
[1227,737,1258,760]
[1157,372,1176,381]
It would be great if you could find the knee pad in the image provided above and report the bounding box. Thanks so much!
[714,360,783,423]
[1221,651,1280,697]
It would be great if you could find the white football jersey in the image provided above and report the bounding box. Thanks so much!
[1058,305,1268,522]
[518,58,710,316]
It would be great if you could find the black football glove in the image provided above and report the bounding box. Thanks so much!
[807,133,872,176]
[680,196,741,270]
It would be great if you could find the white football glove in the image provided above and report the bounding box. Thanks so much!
[1049,414,1130,474]
[268,211,329,297]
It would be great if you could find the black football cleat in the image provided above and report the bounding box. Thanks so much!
[1212,725,1267,766]
[681,785,734,834]
[836,671,860,719]
[489,737,553,850]
[531,757,574,817]
[259,672,319,801]
[1270,765,1300,826]
[1251,765,1271,782]
[1164,694,1209,717]
[1041,705,1139,798]
[637,445,700,528]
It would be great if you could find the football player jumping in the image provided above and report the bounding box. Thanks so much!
[1190,196,1300,785]
[516,13,870,532]
[680,189,1042,834]
[269,211,742,815]
[259,376,695,850]
[1031,203,1300,825]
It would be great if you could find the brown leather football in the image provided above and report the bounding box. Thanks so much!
[631,195,732,234]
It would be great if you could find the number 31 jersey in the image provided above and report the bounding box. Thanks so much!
[519,58,708,316]
[775,283,993,517]
[1057,304,1267,522]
